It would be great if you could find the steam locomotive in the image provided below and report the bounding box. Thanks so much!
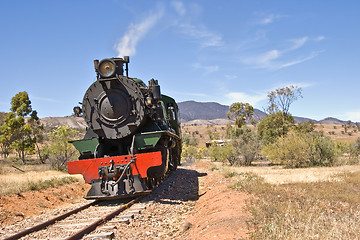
[67,57,181,199]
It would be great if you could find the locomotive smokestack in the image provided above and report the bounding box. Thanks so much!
[124,56,129,77]
[149,78,161,100]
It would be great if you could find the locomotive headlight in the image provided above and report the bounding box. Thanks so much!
[98,59,116,78]
[146,97,153,106]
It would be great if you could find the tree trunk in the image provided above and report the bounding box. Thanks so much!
[35,142,45,164]
[21,150,26,164]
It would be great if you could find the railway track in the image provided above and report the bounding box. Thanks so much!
[3,193,150,240]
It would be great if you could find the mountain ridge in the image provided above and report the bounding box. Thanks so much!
[0,101,350,129]
[177,101,347,125]
[179,101,301,123]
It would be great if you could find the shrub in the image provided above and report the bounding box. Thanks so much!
[208,127,262,166]
[263,131,337,168]
[233,127,262,166]
[181,133,199,146]
[334,141,351,156]
[263,131,310,167]
[349,137,360,164]
[208,143,234,164]
[257,112,295,145]
[181,145,205,162]
[206,129,221,140]
[225,124,243,139]
[308,132,337,166]
[48,126,80,171]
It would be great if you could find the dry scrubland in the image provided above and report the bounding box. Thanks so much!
[212,161,360,184]
[1,123,360,238]
[0,164,82,196]
[182,123,360,147]
[201,160,360,239]
[182,123,360,239]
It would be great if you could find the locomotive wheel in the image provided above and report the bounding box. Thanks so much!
[168,149,178,171]
[145,177,156,190]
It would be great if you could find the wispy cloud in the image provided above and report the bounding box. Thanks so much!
[114,8,164,57]
[192,63,219,74]
[178,23,223,48]
[172,1,186,16]
[344,110,360,122]
[288,37,309,51]
[242,36,325,70]
[225,91,267,106]
[276,82,314,89]
[315,36,325,41]
[171,2,223,48]
[225,74,237,80]
[258,14,282,25]
[223,82,313,107]
[279,51,321,68]
[243,49,281,68]
[287,36,325,51]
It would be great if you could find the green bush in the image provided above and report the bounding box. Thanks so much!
[208,127,262,166]
[308,132,337,166]
[349,137,360,164]
[335,141,351,156]
[181,133,199,146]
[263,131,337,168]
[181,145,205,162]
[208,143,234,164]
[257,111,295,145]
[48,126,80,171]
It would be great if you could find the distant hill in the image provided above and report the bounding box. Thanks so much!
[293,116,315,124]
[319,117,346,125]
[178,101,312,123]
[40,116,87,129]
[178,101,229,122]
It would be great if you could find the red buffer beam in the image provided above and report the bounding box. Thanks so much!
[67,151,162,183]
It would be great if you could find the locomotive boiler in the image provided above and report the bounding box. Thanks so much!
[67,57,181,199]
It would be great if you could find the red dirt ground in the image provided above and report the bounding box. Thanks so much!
[0,182,90,226]
[182,162,252,240]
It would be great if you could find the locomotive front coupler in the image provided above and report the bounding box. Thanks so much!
[99,158,136,195]
[98,159,126,179]
[97,157,136,184]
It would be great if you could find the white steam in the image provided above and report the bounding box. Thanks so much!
[115,10,163,57]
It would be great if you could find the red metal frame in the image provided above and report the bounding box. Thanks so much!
[67,151,162,183]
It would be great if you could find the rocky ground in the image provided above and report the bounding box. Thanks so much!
[0,161,252,239]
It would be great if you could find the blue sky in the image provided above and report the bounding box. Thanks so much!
[0,1,359,121]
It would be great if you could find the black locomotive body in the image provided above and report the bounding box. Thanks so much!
[67,57,181,199]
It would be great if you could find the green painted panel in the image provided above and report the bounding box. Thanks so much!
[71,138,99,155]
[135,132,162,150]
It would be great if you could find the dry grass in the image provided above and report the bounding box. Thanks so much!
[0,170,83,196]
[217,165,360,239]
[315,124,360,142]
[216,163,360,184]
[0,163,52,174]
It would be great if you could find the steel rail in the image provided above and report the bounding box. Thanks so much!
[65,194,148,240]
[3,200,99,240]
